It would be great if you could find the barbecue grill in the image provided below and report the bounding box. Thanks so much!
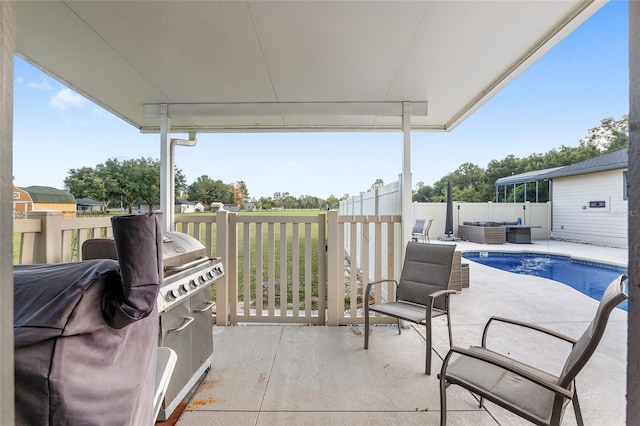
[14,213,223,423]
[156,231,225,420]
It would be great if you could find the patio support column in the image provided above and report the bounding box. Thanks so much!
[159,104,173,231]
[0,1,15,423]
[628,1,640,421]
[401,102,412,249]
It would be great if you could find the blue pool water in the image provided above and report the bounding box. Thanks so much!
[462,252,628,311]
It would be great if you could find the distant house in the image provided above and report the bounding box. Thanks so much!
[13,186,76,218]
[76,198,105,213]
[224,204,242,212]
[193,201,205,212]
[536,148,628,248]
[139,198,198,213]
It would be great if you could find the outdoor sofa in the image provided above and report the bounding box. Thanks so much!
[458,221,517,244]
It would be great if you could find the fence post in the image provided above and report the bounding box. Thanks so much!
[317,213,327,325]
[29,210,62,264]
[326,210,341,326]
[215,210,230,326]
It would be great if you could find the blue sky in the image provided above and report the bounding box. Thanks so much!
[12,1,628,200]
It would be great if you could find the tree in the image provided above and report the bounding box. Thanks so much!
[174,168,188,198]
[101,158,160,214]
[64,167,108,206]
[187,176,234,206]
[370,178,384,190]
[257,196,273,210]
[413,184,435,202]
[229,181,249,205]
[95,158,126,209]
[326,194,340,209]
[131,158,161,211]
[580,115,628,152]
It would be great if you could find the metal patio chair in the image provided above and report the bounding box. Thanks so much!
[412,218,433,243]
[439,273,628,426]
[81,237,117,260]
[364,242,456,374]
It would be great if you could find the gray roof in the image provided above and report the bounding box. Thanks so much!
[495,167,564,186]
[494,148,629,187]
[76,198,104,206]
[176,198,196,205]
[538,148,628,180]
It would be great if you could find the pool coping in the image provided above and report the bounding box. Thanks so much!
[460,249,628,271]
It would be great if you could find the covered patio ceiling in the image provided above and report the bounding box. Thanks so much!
[15,0,606,133]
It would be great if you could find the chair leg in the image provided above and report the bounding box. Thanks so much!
[572,383,584,426]
[398,318,402,335]
[425,323,432,375]
[364,305,370,349]
[439,350,454,426]
[446,305,453,349]
[440,381,447,426]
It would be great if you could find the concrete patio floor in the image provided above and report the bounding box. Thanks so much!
[172,240,628,426]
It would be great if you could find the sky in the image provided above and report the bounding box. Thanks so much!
[12,1,629,201]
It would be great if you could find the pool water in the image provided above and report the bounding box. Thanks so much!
[462,252,628,311]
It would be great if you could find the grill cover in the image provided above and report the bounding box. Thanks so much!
[104,212,163,328]
[14,260,157,425]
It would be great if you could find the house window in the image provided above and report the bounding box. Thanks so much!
[624,171,628,200]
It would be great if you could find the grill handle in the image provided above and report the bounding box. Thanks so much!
[168,316,194,333]
[194,301,215,313]
[164,256,210,273]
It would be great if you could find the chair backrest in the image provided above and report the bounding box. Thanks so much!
[424,218,433,234]
[82,238,117,260]
[397,242,456,308]
[558,274,628,387]
[412,219,426,234]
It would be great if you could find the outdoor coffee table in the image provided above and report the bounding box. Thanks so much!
[505,225,541,244]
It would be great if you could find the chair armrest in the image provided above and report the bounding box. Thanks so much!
[429,289,456,299]
[482,316,577,348]
[365,279,398,303]
[441,346,573,399]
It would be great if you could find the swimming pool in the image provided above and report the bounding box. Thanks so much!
[462,252,628,311]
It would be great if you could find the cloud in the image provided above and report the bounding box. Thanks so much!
[49,88,87,110]
[27,79,55,91]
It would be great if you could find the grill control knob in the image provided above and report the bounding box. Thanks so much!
[189,279,197,288]
[167,289,179,300]
[180,284,189,293]
[199,275,207,284]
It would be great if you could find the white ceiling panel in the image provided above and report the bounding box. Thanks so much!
[15,0,606,133]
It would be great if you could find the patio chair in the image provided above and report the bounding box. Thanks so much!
[81,238,117,260]
[412,218,432,243]
[438,273,628,426]
[364,242,456,374]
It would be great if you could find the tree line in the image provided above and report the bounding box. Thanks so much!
[64,115,627,211]
[64,158,349,212]
[412,115,628,203]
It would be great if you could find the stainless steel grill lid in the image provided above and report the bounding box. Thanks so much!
[162,231,207,275]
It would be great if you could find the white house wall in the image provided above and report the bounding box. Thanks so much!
[551,170,628,248]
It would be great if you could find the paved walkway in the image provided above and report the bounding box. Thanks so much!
[171,240,628,426]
